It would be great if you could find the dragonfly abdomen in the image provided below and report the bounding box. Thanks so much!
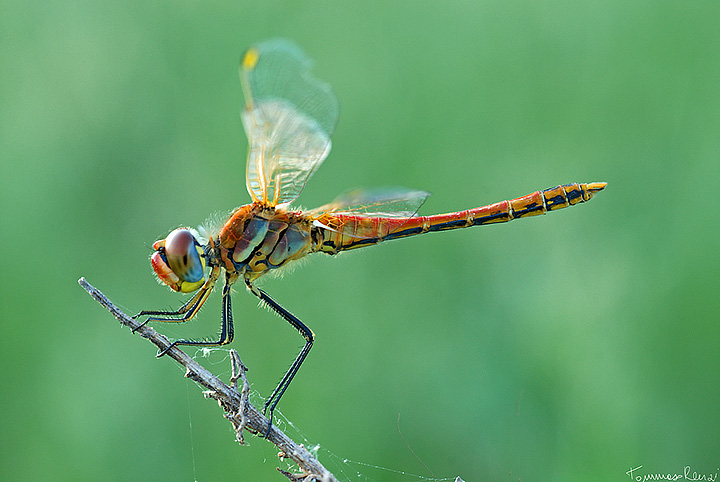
[321,182,606,252]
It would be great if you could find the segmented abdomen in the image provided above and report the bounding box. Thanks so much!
[316,182,607,253]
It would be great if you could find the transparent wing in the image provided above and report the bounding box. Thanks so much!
[308,188,429,238]
[309,187,430,217]
[240,39,339,206]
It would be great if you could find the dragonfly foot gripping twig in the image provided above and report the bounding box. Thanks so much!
[78,277,337,482]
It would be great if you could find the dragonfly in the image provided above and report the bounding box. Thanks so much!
[136,39,607,434]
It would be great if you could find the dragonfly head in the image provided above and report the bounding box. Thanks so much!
[150,228,206,293]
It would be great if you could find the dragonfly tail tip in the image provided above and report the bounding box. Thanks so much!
[585,182,608,198]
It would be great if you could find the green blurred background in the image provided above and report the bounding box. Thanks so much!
[2,1,719,480]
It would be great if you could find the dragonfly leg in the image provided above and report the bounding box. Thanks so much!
[245,279,313,437]
[132,267,221,332]
[156,272,235,357]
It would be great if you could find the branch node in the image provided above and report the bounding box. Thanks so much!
[226,349,251,444]
[278,467,322,482]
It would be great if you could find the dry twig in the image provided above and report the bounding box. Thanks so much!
[78,277,337,482]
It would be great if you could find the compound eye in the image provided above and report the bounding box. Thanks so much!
[164,228,204,283]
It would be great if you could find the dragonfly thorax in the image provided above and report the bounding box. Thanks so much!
[216,203,316,281]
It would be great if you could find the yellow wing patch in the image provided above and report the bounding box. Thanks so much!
[242,47,260,71]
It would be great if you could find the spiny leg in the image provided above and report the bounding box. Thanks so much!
[155,272,236,357]
[245,279,314,437]
[132,267,221,332]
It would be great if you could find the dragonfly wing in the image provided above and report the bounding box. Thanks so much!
[240,39,339,206]
[311,187,430,217]
[310,187,430,236]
